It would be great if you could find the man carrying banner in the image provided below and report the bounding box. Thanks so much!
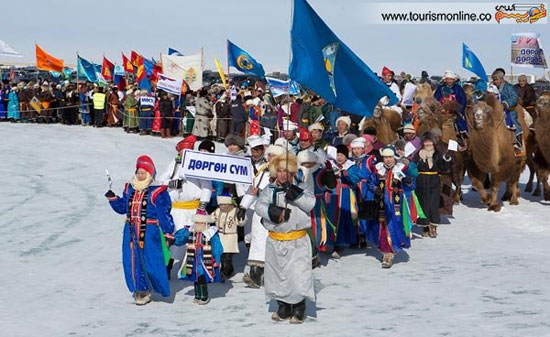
[491,69,523,152]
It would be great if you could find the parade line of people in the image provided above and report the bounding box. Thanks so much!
[4,66,544,324]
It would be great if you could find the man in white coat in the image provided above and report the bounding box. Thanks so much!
[378,66,403,115]
[157,135,212,276]
[240,135,273,288]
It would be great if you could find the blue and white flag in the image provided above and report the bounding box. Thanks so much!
[227,40,265,77]
[168,47,183,56]
[289,0,397,116]
[77,55,98,82]
[463,43,488,82]
[266,77,300,97]
[157,73,183,95]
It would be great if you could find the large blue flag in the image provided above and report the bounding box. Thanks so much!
[143,58,154,76]
[77,55,97,82]
[227,40,265,77]
[289,0,397,117]
[462,43,488,82]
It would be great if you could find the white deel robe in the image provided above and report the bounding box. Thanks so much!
[240,161,271,266]
[379,81,403,115]
[158,158,212,260]
[256,181,316,305]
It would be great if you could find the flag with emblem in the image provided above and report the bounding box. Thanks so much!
[122,53,134,73]
[289,0,397,117]
[160,52,203,91]
[227,40,265,78]
[101,56,115,81]
[77,55,98,83]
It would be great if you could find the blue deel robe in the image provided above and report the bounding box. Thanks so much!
[370,163,414,253]
[355,154,378,237]
[107,183,175,297]
[0,90,6,118]
[174,226,223,283]
[7,91,20,119]
[327,161,363,247]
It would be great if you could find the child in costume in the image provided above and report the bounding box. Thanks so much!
[105,155,175,305]
[211,191,245,279]
[174,209,223,305]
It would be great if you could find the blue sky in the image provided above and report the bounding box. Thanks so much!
[2,0,549,78]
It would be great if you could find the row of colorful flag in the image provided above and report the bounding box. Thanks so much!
[5,0,546,117]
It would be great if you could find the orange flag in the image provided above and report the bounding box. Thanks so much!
[35,44,64,72]
[101,56,115,81]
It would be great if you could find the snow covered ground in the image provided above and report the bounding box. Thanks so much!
[1,123,549,337]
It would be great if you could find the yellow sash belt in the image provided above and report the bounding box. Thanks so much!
[268,230,307,241]
[172,199,201,209]
[419,171,439,175]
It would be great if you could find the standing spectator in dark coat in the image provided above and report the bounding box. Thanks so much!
[158,91,173,138]
[230,95,247,136]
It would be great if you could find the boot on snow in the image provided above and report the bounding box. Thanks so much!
[290,300,306,324]
[272,301,292,321]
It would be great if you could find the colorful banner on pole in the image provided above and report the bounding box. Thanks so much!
[214,57,227,89]
[36,44,64,72]
[157,74,183,95]
[181,150,253,185]
[161,52,203,91]
[511,32,548,68]
[265,77,300,97]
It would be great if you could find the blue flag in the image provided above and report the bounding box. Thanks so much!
[266,77,300,97]
[227,40,265,77]
[143,58,154,76]
[77,55,98,82]
[168,48,183,56]
[289,0,397,117]
[462,43,488,82]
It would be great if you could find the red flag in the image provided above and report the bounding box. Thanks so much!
[135,54,146,82]
[130,51,140,66]
[122,53,133,73]
[151,62,163,84]
[101,56,115,81]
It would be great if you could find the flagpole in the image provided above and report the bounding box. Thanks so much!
[284,0,295,205]
[226,40,230,91]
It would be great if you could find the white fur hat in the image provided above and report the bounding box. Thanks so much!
[282,121,298,132]
[443,70,458,80]
[274,137,289,148]
[350,137,367,149]
[297,150,318,165]
[261,134,271,146]
[266,144,286,157]
[308,122,325,132]
[247,135,264,149]
[336,116,351,128]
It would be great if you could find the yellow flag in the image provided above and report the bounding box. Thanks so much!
[214,57,227,89]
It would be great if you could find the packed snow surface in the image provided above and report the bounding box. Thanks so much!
[1,124,549,337]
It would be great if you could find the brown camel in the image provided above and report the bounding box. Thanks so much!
[465,95,527,211]
[533,93,550,200]
[361,107,401,144]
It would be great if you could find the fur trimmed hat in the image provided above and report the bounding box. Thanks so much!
[336,144,349,158]
[336,116,351,128]
[350,137,367,149]
[198,140,215,153]
[225,133,245,148]
[266,144,286,157]
[342,133,357,146]
[403,123,416,134]
[379,145,399,158]
[136,155,156,177]
[216,191,233,205]
[247,135,265,149]
[176,135,197,152]
[269,154,298,178]
[193,209,211,224]
[308,122,325,132]
[297,150,318,166]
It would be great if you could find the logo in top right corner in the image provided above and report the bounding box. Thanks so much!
[495,3,547,23]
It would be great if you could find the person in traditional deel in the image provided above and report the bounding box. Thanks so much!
[371,146,414,268]
[211,191,245,280]
[173,209,223,305]
[327,144,363,259]
[412,131,451,238]
[296,150,337,267]
[255,154,316,324]
[105,155,175,305]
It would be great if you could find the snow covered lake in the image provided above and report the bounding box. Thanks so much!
[1,123,549,337]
